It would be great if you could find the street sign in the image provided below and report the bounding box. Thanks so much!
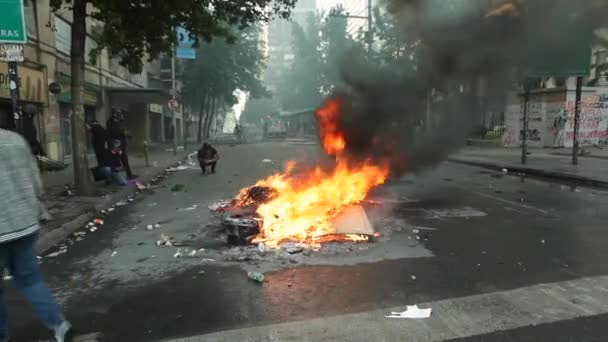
[176,26,195,60]
[168,99,178,110]
[525,3,592,77]
[0,0,27,44]
[0,44,24,62]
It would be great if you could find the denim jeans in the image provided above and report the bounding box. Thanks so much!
[96,166,127,186]
[0,234,64,338]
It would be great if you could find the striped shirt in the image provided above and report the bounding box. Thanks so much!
[0,129,47,243]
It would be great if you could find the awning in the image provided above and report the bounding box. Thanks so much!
[106,87,172,105]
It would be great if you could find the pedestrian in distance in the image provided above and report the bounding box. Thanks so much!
[107,109,137,180]
[0,129,72,342]
[198,142,219,175]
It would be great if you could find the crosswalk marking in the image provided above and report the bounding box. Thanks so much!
[165,275,608,342]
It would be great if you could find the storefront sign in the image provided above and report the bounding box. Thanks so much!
[0,63,47,103]
[149,103,163,113]
[57,81,98,106]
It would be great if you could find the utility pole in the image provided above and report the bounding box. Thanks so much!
[329,0,373,56]
[367,0,373,56]
[572,76,583,165]
[171,51,177,156]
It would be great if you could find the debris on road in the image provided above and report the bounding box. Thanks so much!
[179,204,198,211]
[146,225,154,230]
[411,275,417,280]
[171,184,186,192]
[257,243,267,256]
[173,249,183,258]
[111,251,118,257]
[386,305,432,319]
[115,200,128,206]
[541,239,546,245]
[282,243,303,254]
[108,208,116,213]
[262,159,273,163]
[502,168,508,174]
[154,223,161,229]
[89,226,98,233]
[157,234,173,246]
[93,219,104,225]
[46,250,67,258]
[165,165,189,172]
[247,271,265,283]
[201,258,216,262]
[73,232,86,238]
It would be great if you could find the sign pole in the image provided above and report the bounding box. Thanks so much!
[521,80,530,165]
[572,76,583,165]
[171,50,177,156]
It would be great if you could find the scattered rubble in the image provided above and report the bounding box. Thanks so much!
[262,159,273,163]
[247,271,265,283]
[386,305,432,319]
[89,227,98,233]
[111,251,118,257]
[46,250,67,258]
[115,201,128,206]
[282,243,303,255]
[171,184,186,192]
[173,249,183,258]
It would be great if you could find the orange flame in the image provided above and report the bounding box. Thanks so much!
[316,97,346,156]
[234,95,389,247]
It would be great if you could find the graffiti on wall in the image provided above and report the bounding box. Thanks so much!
[564,90,608,147]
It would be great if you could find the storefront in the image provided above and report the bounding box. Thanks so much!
[149,104,164,143]
[0,63,48,149]
[56,76,99,157]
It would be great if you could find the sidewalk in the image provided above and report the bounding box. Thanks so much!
[449,146,608,188]
[38,147,190,253]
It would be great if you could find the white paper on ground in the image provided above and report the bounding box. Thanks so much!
[386,305,432,319]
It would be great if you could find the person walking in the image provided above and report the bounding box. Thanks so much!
[0,129,72,342]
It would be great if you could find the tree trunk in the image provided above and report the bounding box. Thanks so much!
[203,96,216,140]
[196,94,208,143]
[70,0,95,195]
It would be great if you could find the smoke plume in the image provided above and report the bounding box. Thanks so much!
[325,0,607,176]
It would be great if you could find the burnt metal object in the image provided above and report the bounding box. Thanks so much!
[223,215,261,245]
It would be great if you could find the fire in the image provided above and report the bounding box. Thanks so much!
[234,95,389,247]
[242,160,388,247]
[316,96,346,156]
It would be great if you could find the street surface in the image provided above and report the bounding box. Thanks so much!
[7,141,608,341]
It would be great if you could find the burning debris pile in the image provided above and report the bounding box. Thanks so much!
[211,97,388,248]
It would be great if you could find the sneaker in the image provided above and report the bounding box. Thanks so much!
[54,320,72,342]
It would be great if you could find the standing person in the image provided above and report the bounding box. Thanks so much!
[0,129,72,342]
[197,142,219,175]
[553,108,567,148]
[88,120,107,167]
[107,110,137,179]
[234,124,242,143]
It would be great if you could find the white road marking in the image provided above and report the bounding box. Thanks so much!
[165,275,608,342]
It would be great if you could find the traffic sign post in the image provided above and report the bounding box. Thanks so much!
[0,0,27,134]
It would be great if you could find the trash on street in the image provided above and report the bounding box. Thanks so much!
[147,225,154,230]
[116,200,128,206]
[46,250,67,258]
[386,305,432,319]
[111,251,118,257]
[247,271,265,283]
[93,219,104,225]
[173,248,183,258]
[171,184,186,192]
[262,159,273,163]
[89,226,98,232]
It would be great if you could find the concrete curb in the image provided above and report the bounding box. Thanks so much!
[37,154,189,254]
[448,158,608,189]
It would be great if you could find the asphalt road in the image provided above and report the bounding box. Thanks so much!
[7,141,608,341]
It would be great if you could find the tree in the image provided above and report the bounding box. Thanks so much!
[50,0,296,194]
[181,25,268,142]
[276,13,324,111]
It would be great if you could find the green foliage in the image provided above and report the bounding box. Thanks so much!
[182,26,268,108]
[51,0,297,73]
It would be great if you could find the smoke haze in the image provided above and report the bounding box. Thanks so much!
[326,0,607,176]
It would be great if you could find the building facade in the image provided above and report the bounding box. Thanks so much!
[2,0,178,163]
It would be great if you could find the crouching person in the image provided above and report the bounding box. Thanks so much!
[198,142,219,175]
[95,139,128,186]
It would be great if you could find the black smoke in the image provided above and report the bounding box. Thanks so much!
[323,0,606,176]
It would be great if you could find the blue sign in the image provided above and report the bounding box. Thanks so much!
[176,26,195,60]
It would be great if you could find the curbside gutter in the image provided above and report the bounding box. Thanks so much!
[448,158,608,190]
[36,154,189,254]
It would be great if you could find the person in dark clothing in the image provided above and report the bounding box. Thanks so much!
[197,142,219,175]
[95,139,128,186]
[106,110,137,179]
[88,120,107,167]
